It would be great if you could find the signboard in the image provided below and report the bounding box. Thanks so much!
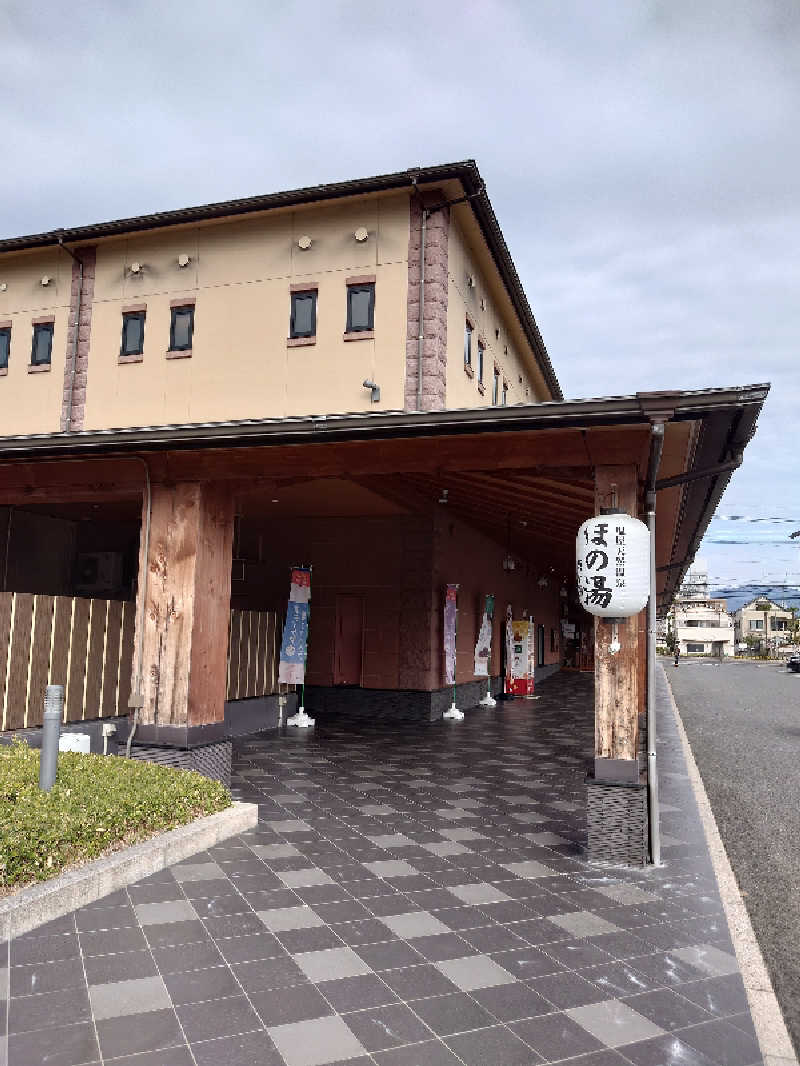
[444,584,459,685]
[474,594,495,676]
[576,514,650,617]
[278,568,311,685]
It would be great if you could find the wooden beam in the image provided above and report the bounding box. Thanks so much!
[593,464,642,771]
[134,481,234,727]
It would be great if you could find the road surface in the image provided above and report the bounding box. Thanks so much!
[666,656,800,1054]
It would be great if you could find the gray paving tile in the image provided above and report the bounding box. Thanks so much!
[268,1014,366,1066]
[278,868,335,888]
[379,911,451,939]
[89,975,171,1020]
[191,1029,284,1066]
[420,841,472,857]
[672,944,740,978]
[366,834,415,848]
[6,1020,100,1066]
[445,1024,539,1065]
[252,842,303,860]
[171,861,226,882]
[341,1003,434,1051]
[433,954,516,991]
[595,883,660,905]
[362,860,418,878]
[567,998,666,1047]
[265,820,313,833]
[446,882,512,905]
[293,946,371,982]
[549,911,623,937]
[134,900,198,925]
[501,860,556,879]
[257,906,325,932]
[511,1012,605,1059]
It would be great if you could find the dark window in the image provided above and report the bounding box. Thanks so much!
[290,290,317,338]
[687,642,705,653]
[121,311,145,356]
[550,628,556,652]
[0,327,9,369]
[477,341,484,384]
[464,320,472,365]
[170,305,194,351]
[346,283,374,333]
[31,322,53,365]
[502,380,508,405]
[492,366,500,404]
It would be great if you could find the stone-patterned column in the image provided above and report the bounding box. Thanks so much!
[61,246,96,432]
[405,194,449,412]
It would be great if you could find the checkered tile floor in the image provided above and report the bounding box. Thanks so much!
[1,669,762,1065]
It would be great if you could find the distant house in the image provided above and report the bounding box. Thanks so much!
[734,599,793,652]
[668,561,734,656]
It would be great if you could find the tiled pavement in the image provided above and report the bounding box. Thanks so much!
[2,670,762,1066]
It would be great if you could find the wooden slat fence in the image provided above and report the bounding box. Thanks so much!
[0,595,280,730]
[0,592,136,730]
[227,609,280,701]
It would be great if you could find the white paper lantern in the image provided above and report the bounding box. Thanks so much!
[576,513,650,617]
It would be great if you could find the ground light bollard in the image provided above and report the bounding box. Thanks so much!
[39,684,64,792]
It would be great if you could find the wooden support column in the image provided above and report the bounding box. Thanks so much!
[134,481,234,735]
[593,464,641,781]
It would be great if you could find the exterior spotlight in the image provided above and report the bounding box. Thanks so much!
[362,379,380,403]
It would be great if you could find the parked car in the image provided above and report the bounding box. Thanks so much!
[787,655,800,673]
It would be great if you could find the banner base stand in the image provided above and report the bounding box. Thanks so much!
[443,704,464,721]
[479,684,496,708]
[287,707,315,729]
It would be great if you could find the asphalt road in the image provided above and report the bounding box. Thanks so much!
[666,657,800,1055]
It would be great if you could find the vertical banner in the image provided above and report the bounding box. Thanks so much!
[444,584,459,686]
[504,604,514,693]
[278,567,311,685]
[474,594,495,676]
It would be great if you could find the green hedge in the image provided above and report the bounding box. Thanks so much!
[0,740,231,891]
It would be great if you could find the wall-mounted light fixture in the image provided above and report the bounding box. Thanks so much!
[502,553,516,572]
[438,488,449,505]
[40,275,51,287]
[0,283,6,292]
[466,274,476,289]
[362,379,381,403]
[297,235,312,250]
[129,261,142,275]
[177,253,191,268]
[354,227,369,242]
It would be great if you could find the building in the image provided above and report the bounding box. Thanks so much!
[734,598,793,653]
[669,560,734,656]
[0,161,769,864]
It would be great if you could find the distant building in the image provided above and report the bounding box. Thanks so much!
[733,599,793,653]
[669,560,734,656]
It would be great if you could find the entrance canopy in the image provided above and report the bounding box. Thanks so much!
[0,383,769,614]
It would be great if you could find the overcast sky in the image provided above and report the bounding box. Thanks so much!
[2,0,797,593]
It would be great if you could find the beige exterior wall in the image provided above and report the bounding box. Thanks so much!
[79,191,410,430]
[446,216,547,410]
[0,249,72,435]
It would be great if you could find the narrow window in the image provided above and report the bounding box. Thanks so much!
[464,320,472,366]
[502,380,508,405]
[169,305,194,351]
[477,340,484,384]
[121,311,145,356]
[492,366,500,404]
[31,322,53,366]
[290,290,317,339]
[0,326,10,370]
[346,283,375,333]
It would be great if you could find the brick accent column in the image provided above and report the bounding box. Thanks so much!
[61,247,96,432]
[405,195,449,411]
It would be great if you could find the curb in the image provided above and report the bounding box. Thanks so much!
[662,665,798,1066]
[0,800,258,941]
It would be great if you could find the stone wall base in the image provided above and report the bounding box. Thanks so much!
[586,778,648,866]
[130,740,232,787]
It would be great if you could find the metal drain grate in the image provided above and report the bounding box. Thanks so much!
[130,741,232,787]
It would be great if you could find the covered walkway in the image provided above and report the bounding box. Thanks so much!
[3,672,761,1066]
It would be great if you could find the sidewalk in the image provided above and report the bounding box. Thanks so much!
[1,671,767,1066]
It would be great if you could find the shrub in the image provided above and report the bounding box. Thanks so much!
[0,740,230,891]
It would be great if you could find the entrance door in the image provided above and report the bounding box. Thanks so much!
[335,595,364,686]
[537,624,545,669]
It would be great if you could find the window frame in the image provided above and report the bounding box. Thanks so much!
[290,289,317,339]
[346,283,375,334]
[0,326,10,370]
[31,322,54,366]
[477,340,485,384]
[169,304,195,352]
[464,319,473,367]
[501,379,508,406]
[120,310,146,357]
[492,366,500,405]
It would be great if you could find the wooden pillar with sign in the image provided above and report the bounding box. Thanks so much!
[131,480,235,773]
[586,464,649,864]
